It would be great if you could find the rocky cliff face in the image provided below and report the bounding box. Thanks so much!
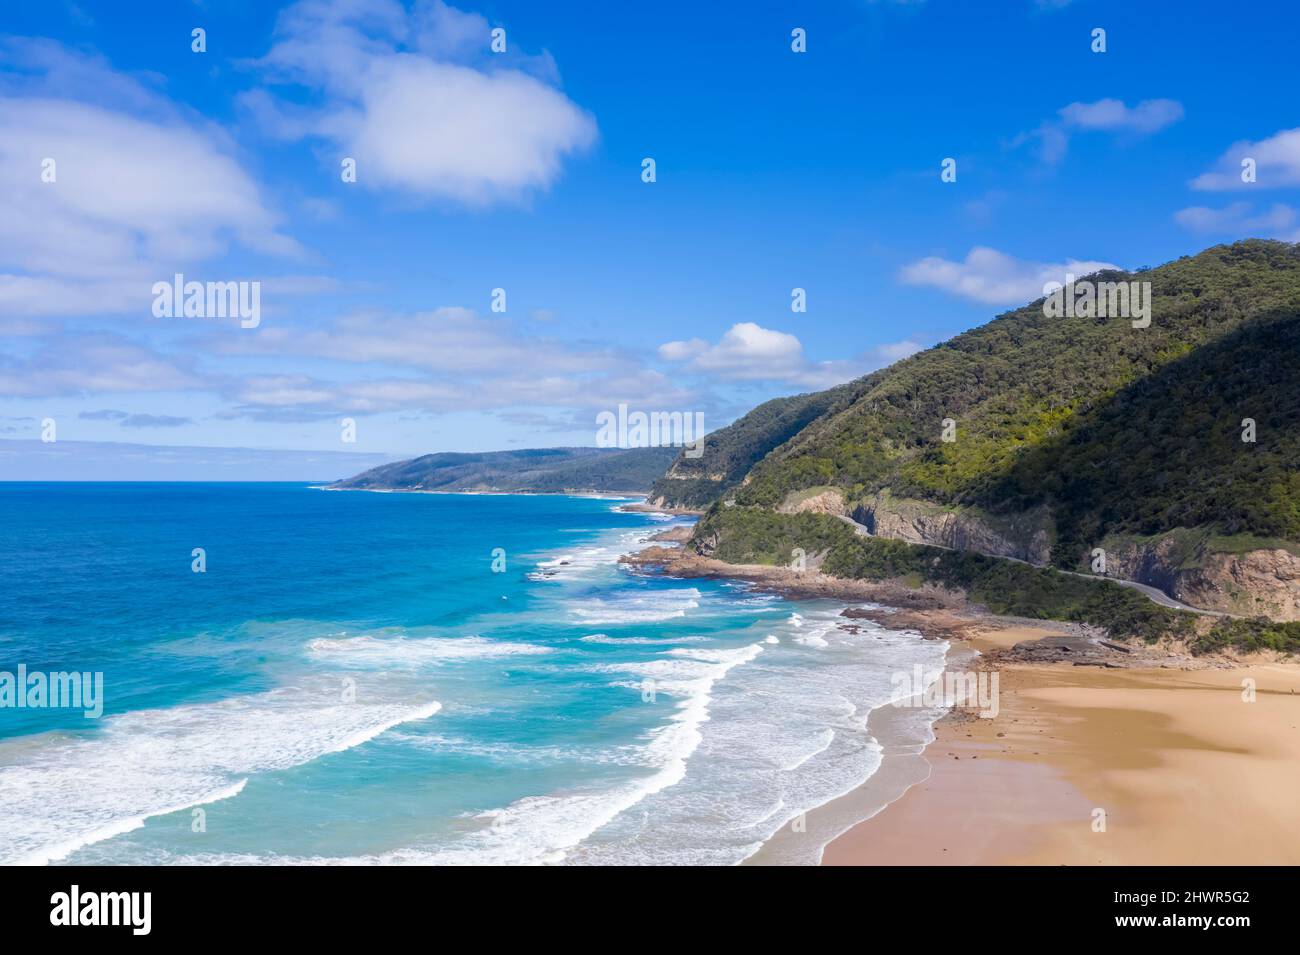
[848,493,1053,565]
[1104,537,1300,620]
[776,488,846,516]
[767,488,1300,620]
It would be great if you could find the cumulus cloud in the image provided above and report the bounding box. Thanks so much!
[900,247,1121,306]
[247,0,597,204]
[659,324,804,379]
[1058,98,1184,134]
[1015,98,1183,165]
[658,323,915,389]
[0,39,301,317]
[1191,127,1300,191]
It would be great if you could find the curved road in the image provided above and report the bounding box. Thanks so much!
[833,514,1233,618]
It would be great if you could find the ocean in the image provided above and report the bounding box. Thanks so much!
[0,483,947,865]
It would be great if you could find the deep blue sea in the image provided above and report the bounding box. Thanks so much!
[0,483,945,865]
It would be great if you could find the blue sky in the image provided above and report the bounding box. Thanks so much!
[2,0,1299,478]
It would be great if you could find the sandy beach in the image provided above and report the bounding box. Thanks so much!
[624,526,1300,866]
[824,655,1300,865]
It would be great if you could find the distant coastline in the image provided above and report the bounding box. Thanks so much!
[319,485,708,515]
[320,485,648,499]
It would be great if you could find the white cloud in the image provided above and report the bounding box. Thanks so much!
[900,247,1121,306]
[231,375,339,409]
[0,298,698,417]
[1058,98,1183,134]
[223,365,692,418]
[199,307,696,416]
[0,335,204,397]
[1015,98,1183,165]
[1191,127,1300,191]
[657,338,710,363]
[658,322,910,390]
[660,323,804,379]
[217,307,622,376]
[0,40,300,317]
[1174,202,1298,239]
[0,275,144,317]
[249,0,597,204]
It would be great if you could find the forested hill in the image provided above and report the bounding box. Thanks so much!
[334,446,677,493]
[647,386,853,508]
[734,241,1300,547]
[684,240,1300,620]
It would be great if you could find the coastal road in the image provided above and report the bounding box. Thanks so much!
[832,514,1233,618]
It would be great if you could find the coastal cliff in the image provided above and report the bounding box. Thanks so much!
[848,493,1053,566]
[1101,534,1300,621]
[646,241,1300,621]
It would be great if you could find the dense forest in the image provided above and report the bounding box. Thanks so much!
[661,241,1300,570]
[647,386,854,507]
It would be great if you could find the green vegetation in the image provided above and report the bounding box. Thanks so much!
[704,505,858,565]
[1192,617,1300,654]
[980,306,1300,565]
[695,506,1300,653]
[717,241,1300,571]
[335,445,678,493]
[649,386,855,508]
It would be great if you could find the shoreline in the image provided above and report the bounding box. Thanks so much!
[622,518,1300,866]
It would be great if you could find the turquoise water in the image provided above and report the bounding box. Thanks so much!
[0,483,945,865]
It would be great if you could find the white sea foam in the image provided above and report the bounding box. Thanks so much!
[151,642,766,867]
[570,588,701,625]
[579,633,705,645]
[527,529,651,581]
[562,613,949,865]
[792,624,832,648]
[384,734,642,767]
[0,683,441,865]
[581,644,761,697]
[81,613,948,868]
[306,634,551,665]
[409,641,764,864]
[529,516,695,583]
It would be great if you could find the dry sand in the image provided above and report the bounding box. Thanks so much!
[824,659,1300,865]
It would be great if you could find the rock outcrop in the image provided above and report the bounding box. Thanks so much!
[763,488,1300,621]
[777,488,846,516]
[1104,537,1300,621]
[849,493,1053,566]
